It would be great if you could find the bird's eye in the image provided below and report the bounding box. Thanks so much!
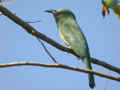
[52,10,57,14]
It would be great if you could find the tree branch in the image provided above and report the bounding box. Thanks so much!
[0,62,119,82]
[0,6,120,74]
[37,38,58,63]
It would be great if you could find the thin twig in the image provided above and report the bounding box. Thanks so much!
[0,62,119,82]
[37,38,58,63]
[0,6,120,74]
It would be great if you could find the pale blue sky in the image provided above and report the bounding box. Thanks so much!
[0,0,120,90]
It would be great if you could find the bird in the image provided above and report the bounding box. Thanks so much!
[45,8,95,88]
[102,0,120,19]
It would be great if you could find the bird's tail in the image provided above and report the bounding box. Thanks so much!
[112,5,120,19]
[83,57,95,88]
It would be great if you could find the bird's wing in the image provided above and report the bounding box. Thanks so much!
[59,19,90,57]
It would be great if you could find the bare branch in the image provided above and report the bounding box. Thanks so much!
[0,6,120,74]
[37,38,58,63]
[0,62,119,82]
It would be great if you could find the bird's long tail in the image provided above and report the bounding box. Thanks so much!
[83,57,95,88]
[112,5,120,19]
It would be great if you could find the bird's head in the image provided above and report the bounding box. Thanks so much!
[45,8,76,22]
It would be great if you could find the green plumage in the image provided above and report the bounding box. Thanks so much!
[45,9,95,88]
[102,0,118,8]
[102,0,120,19]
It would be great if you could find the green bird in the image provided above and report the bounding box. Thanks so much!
[102,0,120,19]
[45,8,95,88]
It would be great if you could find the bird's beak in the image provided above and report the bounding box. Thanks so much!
[44,9,57,14]
[102,5,107,17]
